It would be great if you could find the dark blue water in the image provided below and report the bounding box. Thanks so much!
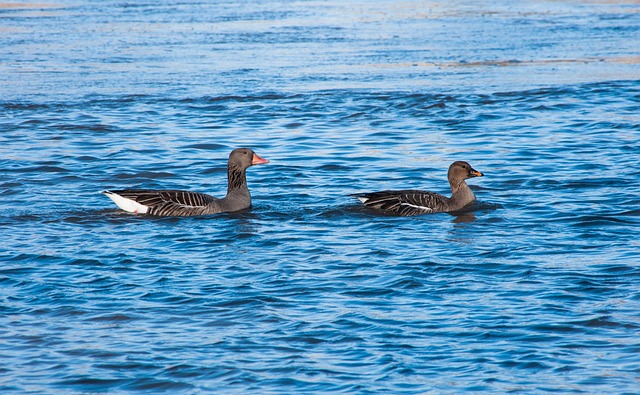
[2,1,640,394]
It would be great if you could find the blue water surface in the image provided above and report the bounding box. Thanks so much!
[1,1,640,394]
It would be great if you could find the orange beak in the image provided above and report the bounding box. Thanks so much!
[470,169,484,177]
[252,153,269,165]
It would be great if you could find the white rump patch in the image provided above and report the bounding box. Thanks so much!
[103,191,149,214]
[357,197,369,204]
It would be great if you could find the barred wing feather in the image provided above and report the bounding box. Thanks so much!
[109,189,219,216]
[355,190,447,217]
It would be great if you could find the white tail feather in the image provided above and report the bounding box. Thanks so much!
[102,191,149,214]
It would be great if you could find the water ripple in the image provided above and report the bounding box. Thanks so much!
[1,1,639,393]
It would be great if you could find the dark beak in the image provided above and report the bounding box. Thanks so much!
[470,168,484,177]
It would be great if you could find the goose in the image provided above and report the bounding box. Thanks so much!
[103,148,269,216]
[352,161,483,216]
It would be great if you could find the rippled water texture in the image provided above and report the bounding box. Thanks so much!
[1,1,640,394]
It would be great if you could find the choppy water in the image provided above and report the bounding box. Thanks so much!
[2,1,640,394]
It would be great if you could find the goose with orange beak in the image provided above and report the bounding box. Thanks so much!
[103,148,269,216]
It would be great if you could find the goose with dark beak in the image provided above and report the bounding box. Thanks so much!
[352,161,484,216]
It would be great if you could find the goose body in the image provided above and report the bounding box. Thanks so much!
[352,161,483,216]
[103,148,269,216]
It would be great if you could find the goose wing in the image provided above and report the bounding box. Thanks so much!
[105,189,219,216]
[353,190,448,216]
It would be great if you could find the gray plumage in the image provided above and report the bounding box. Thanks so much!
[103,148,269,216]
[352,161,484,216]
